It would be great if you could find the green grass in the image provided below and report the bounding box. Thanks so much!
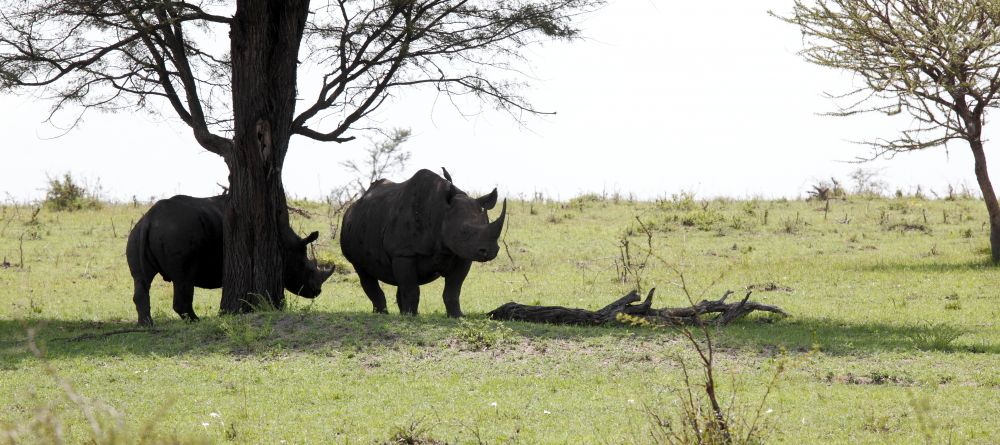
[1,196,998,443]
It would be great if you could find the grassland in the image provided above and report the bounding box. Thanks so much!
[1,193,998,444]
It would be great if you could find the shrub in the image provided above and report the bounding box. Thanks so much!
[454,317,514,350]
[43,173,101,211]
[806,178,846,201]
[658,191,699,212]
[680,209,724,231]
[905,322,965,351]
[217,312,275,352]
[569,193,604,210]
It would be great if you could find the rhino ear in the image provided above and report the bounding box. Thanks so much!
[444,184,458,205]
[476,188,498,210]
[441,167,453,183]
[303,231,319,245]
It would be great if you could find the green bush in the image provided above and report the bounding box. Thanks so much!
[680,209,725,231]
[454,317,514,350]
[43,173,101,211]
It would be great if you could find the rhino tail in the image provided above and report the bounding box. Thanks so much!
[133,217,160,281]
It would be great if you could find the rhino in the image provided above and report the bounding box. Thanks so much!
[340,168,506,317]
[126,195,334,326]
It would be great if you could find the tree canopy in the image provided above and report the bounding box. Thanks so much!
[0,0,599,156]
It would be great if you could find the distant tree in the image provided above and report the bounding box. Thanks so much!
[778,0,1000,262]
[342,128,412,198]
[0,0,600,312]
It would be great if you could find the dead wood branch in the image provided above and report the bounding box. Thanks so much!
[487,289,786,326]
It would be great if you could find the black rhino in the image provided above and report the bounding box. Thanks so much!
[340,168,506,317]
[126,195,333,326]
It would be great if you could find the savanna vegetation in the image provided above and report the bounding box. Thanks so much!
[1,183,997,444]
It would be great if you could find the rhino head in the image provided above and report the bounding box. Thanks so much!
[283,230,335,298]
[441,186,507,262]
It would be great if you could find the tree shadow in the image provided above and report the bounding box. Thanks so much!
[712,315,998,356]
[0,310,635,366]
[1,310,994,367]
[855,257,996,273]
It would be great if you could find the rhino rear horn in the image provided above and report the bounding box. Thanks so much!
[441,167,453,183]
[476,188,498,210]
[489,199,507,239]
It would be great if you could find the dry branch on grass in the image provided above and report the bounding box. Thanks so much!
[487,289,787,326]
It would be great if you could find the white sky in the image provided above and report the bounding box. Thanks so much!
[0,0,992,202]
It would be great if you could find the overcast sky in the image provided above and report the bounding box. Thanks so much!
[1,0,993,202]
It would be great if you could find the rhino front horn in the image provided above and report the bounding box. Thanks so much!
[490,199,507,239]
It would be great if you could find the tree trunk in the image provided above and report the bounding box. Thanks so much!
[220,0,311,313]
[969,136,1000,263]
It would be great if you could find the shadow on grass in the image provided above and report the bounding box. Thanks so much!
[856,257,997,273]
[0,310,995,367]
[714,316,998,356]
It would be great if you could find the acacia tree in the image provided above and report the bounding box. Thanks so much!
[779,0,1000,262]
[0,0,599,312]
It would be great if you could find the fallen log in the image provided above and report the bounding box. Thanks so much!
[487,289,787,326]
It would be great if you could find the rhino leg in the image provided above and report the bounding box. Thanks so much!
[391,257,421,315]
[355,267,388,314]
[172,282,199,322]
[132,276,154,326]
[442,262,471,318]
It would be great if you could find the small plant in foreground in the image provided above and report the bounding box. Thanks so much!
[909,391,957,444]
[217,312,275,352]
[779,215,803,234]
[1,330,208,445]
[634,260,782,444]
[382,418,447,445]
[455,317,514,350]
[905,322,965,351]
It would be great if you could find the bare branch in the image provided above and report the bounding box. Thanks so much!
[292,0,601,142]
[775,0,1000,157]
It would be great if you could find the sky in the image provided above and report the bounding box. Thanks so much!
[0,0,993,202]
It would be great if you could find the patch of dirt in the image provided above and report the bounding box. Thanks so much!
[885,222,931,233]
[746,282,794,293]
[827,372,915,386]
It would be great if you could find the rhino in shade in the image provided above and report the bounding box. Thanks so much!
[340,168,506,317]
[126,195,333,326]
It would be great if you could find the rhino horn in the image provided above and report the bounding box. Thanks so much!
[476,188,498,210]
[441,167,453,183]
[489,199,507,239]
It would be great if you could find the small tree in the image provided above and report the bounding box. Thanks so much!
[778,0,1000,262]
[341,128,412,197]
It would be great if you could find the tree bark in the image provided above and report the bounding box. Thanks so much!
[969,136,1000,263]
[220,0,311,313]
